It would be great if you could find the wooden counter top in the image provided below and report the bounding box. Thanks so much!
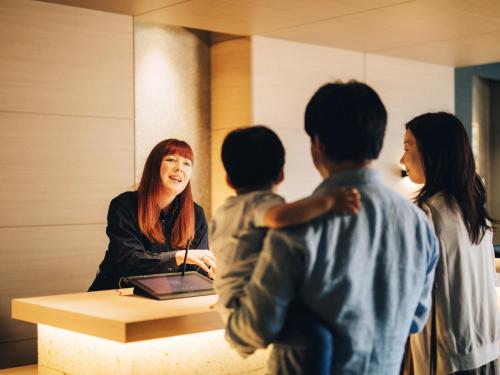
[12,289,223,343]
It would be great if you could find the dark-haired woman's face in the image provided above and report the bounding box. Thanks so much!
[160,154,193,196]
[400,129,425,184]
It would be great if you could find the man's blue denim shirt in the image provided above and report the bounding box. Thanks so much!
[226,168,438,374]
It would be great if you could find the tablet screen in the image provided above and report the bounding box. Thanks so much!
[134,273,213,296]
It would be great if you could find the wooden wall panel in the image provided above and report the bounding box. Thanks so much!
[0,225,107,342]
[0,113,134,227]
[211,38,252,131]
[0,0,133,118]
[0,340,37,370]
[210,128,233,213]
[135,0,402,36]
[263,0,500,56]
[378,31,500,67]
[37,0,182,16]
[0,1,134,369]
[210,38,252,212]
[39,0,500,67]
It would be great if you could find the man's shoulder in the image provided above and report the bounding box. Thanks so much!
[371,185,428,222]
[266,222,315,250]
[375,188,437,250]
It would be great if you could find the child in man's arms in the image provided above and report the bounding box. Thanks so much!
[211,126,360,374]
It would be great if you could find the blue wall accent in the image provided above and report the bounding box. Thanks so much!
[455,62,500,139]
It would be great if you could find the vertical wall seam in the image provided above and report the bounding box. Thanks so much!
[363,52,367,82]
[132,17,137,186]
[250,36,254,125]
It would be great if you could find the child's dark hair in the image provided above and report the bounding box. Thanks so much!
[305,81,387,161]
[221,126,285,190]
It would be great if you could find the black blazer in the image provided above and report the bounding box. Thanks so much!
[89,191,209,291]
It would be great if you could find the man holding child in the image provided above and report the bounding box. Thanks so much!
[212,81,439,374]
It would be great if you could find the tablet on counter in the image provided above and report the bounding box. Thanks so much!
[126,271,214,300]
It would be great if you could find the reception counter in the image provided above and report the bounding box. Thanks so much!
[13,285,500,374]
[11,289,268,374]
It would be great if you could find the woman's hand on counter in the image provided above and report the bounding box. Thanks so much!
[175,249,217,279]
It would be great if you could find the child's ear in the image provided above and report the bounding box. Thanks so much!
[276,168,285,184]
[225,174,234,189]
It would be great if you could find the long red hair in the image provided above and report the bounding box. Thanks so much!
[137,139,195,247]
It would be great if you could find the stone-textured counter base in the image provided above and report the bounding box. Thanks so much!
[38,325,269,374]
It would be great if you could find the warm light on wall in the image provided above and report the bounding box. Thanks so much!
[135,22,211,216]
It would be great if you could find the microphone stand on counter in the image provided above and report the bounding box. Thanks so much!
[181,238,192,276]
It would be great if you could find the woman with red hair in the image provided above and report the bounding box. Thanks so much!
[89,139,214,291]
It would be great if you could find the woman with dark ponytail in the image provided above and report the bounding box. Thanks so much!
[89,139,215,291]
[401,112,500,374]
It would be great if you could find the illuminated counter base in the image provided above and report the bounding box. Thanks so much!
[37,325,268,375]
[12,290,268,375]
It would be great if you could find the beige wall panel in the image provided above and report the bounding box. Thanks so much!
[251,37,363,201]
[366,54,454,198]
[211,38,252,131]
[252,36,364,131]
[366,54,454,135]
[0,113,134,227]
[263,0,500,54]
[134,22,211,215]
[0,0,133,118]
[250,38,454,201]
[135,0,405,35]
[0,224,107,343]
[272,128,322,202]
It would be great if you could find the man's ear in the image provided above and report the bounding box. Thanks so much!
[225,174,234,189]
[310,135,321,158]
[312,135,326,153]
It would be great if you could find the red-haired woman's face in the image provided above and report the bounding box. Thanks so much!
[160,153,193,196]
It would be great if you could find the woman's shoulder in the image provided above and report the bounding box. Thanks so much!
[424,193,463,232]
[193,201,206,218]
[110,190,138,212]
[426,193,447,208]
[424,193,456,216]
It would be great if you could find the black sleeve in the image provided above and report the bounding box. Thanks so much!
[106,194,178,277]
[191,203,209,249]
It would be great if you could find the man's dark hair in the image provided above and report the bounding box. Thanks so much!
[305,81,387,161]
[221,126,285,190]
